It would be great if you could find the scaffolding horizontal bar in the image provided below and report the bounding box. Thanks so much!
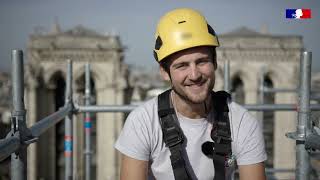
[262,87,319,94]
[76,104,137,113]
[30,105,72,137]
[75,104,320,113]
[262,87,297,93]
[265,168,295,173]
[244,104,320,111]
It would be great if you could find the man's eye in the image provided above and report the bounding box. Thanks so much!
[175,64,187,69]
[198,59,210,65]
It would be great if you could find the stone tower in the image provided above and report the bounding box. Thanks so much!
[215,27,303,179]
[26,25,128,180]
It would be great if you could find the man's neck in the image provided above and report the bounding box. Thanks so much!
[171,91,212,119]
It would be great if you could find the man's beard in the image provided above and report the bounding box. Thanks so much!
[171,80,214,105]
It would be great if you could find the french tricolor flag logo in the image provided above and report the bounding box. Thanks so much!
[286,9,312,19]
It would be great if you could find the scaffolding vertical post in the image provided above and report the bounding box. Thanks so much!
[296,51,312,180]
[65,60,73,180]
[84,63,92,180]
[224,60,230,92]
[11,50,27,180]
[259,68,265,127]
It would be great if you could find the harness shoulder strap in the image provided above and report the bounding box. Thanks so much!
[158,89,192,180]
[211,91,232,180]
[158,90,232,180]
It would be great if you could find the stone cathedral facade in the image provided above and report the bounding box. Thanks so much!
[25,25,129,180]
[21,25,303,180]
[215,27,302,179]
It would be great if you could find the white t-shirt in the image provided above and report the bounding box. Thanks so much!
[115,97,267,180]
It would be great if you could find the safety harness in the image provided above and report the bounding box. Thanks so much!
[158,89,232,180]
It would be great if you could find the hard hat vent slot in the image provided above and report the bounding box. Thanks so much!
[207,24,216,36]
[178,21,186,24]
[153,51,159,61]
[155,36,163,50]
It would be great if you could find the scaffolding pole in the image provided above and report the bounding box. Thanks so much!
[10,50,27,180]
[84,63,92,180]
[65,60,73,180]
[224,60,230,92]
[296,51,312,180]
[258,67,266,128]
[285,51,314,180]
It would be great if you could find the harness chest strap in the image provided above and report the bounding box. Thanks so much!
[158,89,192,180]
[157,89,232,180]
[211,91,232,180]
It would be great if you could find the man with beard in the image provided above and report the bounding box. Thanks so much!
[115,8,267,180]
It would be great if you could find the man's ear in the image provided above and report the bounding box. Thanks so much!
[159,65,170,81]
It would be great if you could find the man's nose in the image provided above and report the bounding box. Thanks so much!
[189,65,201,81]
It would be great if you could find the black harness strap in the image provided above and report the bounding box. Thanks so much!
[211,91,232,180]
[158,89,192,180]
[158,90,232,180]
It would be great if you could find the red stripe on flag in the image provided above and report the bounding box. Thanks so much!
[301,9,311,18]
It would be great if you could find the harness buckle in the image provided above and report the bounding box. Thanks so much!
[225,154,236,167]
[165,127,183,148]
[213,134,232,144]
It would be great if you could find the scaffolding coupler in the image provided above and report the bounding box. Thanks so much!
[286,129,320,152]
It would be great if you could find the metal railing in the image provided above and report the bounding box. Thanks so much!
[0,51,75,180]
[0,50,319,180]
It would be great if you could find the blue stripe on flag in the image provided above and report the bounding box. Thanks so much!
[286,9,296,18]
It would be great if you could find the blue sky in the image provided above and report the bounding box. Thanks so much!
[0,0,319,73]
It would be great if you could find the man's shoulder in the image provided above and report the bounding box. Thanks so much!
[127,97,159,123]
[228,101,248,116]
[228,101,259,126]
[132,96,158,114]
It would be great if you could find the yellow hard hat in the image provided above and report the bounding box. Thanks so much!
[153,8,219,62]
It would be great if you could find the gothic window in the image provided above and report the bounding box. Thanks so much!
[231,76,245,104]
[53,74,66,180]
[263,75,274,168]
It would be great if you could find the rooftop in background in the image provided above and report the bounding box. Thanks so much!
[222,26,266,36]
[221,26,303,38]
[29,24,124,51]
[219,26,303,50]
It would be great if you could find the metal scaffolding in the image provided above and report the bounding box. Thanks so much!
[0,50,319,180]
[84,63,92,180]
